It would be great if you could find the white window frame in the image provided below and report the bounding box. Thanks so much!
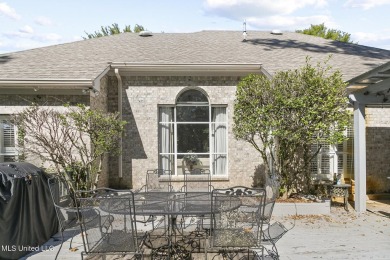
[158,92,228,176]
[311,125,354,181]
[0,115,18,162]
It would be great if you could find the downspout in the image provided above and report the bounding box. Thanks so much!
[115,69,123,179]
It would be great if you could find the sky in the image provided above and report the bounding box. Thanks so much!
[0,0,390,54]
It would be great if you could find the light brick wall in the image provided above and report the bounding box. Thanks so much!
[90,76,110,187]
[0,94,88,107]
[106,76,122,188]
[108,76,263,189]
[365,107,390,193]
[0,93,90,169]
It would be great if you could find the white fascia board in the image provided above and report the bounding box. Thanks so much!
[109,63,263,76]
[92,65,111,92]
[0,79,93,88]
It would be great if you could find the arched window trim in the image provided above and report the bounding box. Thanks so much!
[175,87,210,105]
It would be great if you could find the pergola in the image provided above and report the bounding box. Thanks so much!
[347,61,390,213]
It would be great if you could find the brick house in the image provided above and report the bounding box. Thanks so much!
[1,31,389,212]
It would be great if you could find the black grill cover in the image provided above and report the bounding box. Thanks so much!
[0,162,58,259]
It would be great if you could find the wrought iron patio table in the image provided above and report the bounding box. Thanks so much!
[99,191,241,259]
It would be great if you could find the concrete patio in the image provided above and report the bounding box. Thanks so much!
[21,200,390,259]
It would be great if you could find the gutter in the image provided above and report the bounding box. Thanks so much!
[109,63,264,75]
[114,69,123,179]
[0,79,93,88]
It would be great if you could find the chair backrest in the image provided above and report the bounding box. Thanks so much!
[210,186,267,248]
[145,169,172,192]
[47,176,78,231]
[77,189,139,255]
[182,168,212,192]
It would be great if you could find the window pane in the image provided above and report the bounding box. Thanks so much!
[212,107,227,122]
[1,120,15,147]
[159,107,174,122]
[159,123,174,153]
[177,124,209,153]
[212,154,227,175]
[177,89,208,103]
[159,107,174,172]
[0,117,17,163]
[159,154,174,172]
[177,154,209,175]
[177,106,209,122]
[211,107,227,175]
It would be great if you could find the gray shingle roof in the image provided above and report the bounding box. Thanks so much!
[1,30,390,81]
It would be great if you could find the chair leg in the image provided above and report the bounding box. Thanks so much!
[55,231,65,260]
[68,229,77,249]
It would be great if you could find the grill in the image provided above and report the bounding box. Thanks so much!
[0,162,58,259]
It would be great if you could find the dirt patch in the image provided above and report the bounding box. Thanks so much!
[276,193,327,203]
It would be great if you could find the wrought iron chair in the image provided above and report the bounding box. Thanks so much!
[47,177,117,259]
[181,168,213,193]
[47,176,81,260]
[180,169,213,231]
[76,189,142,259]
[136,169,172,229]
[208,186,267,259]
[261,176,289,259]
[263,176,280,225]
[261,221,288,259]
[140,169,172,193]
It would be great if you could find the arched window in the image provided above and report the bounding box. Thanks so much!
[158,89,227,175]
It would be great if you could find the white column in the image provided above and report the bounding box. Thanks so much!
[353,100,366,213]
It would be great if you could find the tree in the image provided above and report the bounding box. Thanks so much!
[233,57,350,196]
[83,23,145,39]
[296,23,354,43]
[13,104,126,191]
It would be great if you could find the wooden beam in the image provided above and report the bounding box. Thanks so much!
[352,92,390,105]
[354,77,390,95]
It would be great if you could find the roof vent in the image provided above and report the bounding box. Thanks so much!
[271,29,283,35]
[139,30,153,37]
[242,20,247,41]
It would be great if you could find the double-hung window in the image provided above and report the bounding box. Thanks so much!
[158,89,227,175]
[0,116,18,162]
